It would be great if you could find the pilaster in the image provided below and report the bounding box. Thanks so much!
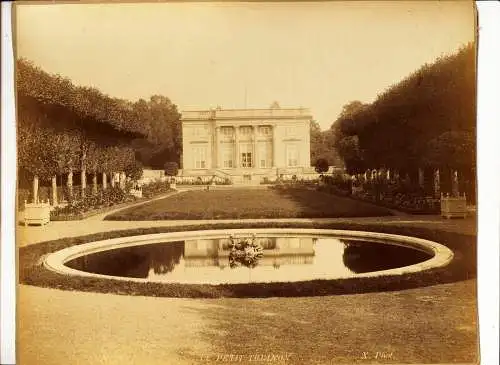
[214,126,220,168]
[271,124,277,168]
[252,125,257,167]
[234,126,240,168]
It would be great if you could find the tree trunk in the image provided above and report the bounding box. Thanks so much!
[92,173,98,195]
[111,172,116,188]
[81,167,87,198]
[67,169,73,199]
[418,168,425,188]
[51,175,58,206]
[434,169,440,199]
[451,169,459,197]
[33,175,39,204]
[81,147,87,198]
[120,172,126,189]
[102,172,107,190]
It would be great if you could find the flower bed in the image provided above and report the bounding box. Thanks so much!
[50,186,136,220]
[176,176,232,186]
[141,180,172,198]
[350,183,440,214]
[49,181,174,220]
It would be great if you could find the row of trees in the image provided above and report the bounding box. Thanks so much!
[17,59,178,205]
[330,43,476,175]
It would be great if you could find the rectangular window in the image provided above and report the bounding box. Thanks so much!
[287,145,298,167]
[240,126,252,136]
[260,126,271,136]
[240,143,252,168]
[241,153,252,167]
[259,143,267,168]
[221,127,233,137]
[223,147,233,168]
[193,146,207,169]
[192,125,208,137]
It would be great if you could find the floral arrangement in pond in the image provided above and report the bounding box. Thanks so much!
[228,234,264,268]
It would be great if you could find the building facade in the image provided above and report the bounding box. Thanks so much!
[181,106,313,183]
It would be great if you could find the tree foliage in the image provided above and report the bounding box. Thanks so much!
[16,59,182,192]
[17,58,147,136]
[310,120,343,167]
[131,96,182,168]
[331,43,475,172]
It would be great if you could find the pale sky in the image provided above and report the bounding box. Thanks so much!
[15,1,475,130]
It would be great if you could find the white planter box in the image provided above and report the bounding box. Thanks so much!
[441,196,467,219]
[24,203,51,226]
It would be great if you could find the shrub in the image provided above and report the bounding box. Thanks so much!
[164,162,179,177]
[142,180,171,198]
[314,158,329,174]
[125,160,144,182]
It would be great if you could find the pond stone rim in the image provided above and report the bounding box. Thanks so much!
[43,228,454,284]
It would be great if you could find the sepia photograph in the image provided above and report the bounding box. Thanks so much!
[13,1,479,364]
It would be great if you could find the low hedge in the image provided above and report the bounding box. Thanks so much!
[19,222,476,298]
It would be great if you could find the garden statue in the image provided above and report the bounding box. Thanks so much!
[228,234,264,268]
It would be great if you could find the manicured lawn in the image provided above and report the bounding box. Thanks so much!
[192,280,477,364]
[105,187,394,220]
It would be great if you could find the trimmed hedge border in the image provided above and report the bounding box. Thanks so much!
[19,221,476,298]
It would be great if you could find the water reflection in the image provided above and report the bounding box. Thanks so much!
[183,237,315,269]
[342,240,432,273]
[66,236,432,284]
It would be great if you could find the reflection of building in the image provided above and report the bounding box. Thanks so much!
[184,237,315,268]
[180,106,313,184]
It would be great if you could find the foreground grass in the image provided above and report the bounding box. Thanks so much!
[104,188,394,220]
[19,222,476,298]
[189,280,478,364]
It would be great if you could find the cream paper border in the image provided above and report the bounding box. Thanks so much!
[2,2,499,364]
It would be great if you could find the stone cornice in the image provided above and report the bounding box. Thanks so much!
[181,108,312,121]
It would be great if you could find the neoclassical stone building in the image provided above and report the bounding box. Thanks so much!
[180,106,313,183]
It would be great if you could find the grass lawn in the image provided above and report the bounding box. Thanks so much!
[190,280,478,364]
[105,187,394,220]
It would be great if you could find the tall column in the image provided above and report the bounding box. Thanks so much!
[252,125,257,167]
[271,124,277,168]
[234,126,240,168]
[214,126,220,168]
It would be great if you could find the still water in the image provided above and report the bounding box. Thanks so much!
[66,235,432,284]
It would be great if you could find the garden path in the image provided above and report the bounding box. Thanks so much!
[17,215,476,247]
